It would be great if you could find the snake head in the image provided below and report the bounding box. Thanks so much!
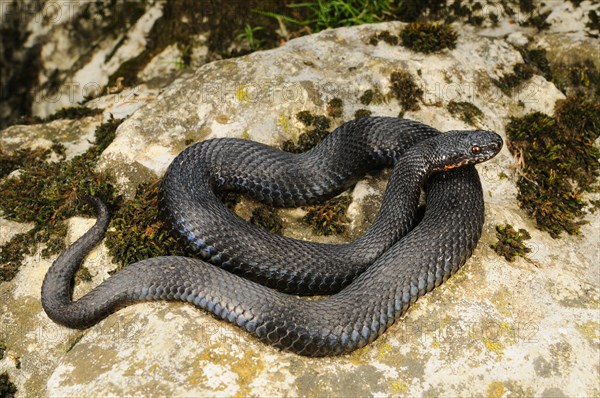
[427,130,503,173]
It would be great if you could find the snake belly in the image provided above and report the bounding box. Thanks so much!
[42,117,488,356]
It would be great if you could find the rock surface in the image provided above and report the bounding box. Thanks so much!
[1,3,599,398]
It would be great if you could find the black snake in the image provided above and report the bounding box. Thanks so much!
[42,117,502,356]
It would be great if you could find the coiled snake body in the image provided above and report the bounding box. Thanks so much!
[42,117,502,356]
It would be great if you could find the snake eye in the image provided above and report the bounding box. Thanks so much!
[471,145,481,154]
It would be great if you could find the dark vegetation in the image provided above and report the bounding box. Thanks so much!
[490,224,532,262]
[503,41,600,238]
[447,101,484,126]
[369,22,458,53]
[103,181,198,271]
[0,371,17,398]
[492,63,535,96]
[303,196,352,236]
[390,70,423,114]
[250,206,283,234]
[399,22,458,53]
[282,111,332,153]
[0,118,122,281]
[505,97,599,238]
[13,106,102,126]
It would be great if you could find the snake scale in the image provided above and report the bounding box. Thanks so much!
[42,116,502,356]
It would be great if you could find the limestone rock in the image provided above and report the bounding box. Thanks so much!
[0,5,598,398]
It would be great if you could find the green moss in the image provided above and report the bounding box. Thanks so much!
[359,89,385,106]
[0,147,48,179]
[0,232,31,282]
[354,109,372,119]
[0,372,17,398]
[490,224,532,262]
[326,98,344,118]
[103,180,197,271]
[303,196,351,236]
[250,206,283,234]
[311,115,331,131]
[75,266,93,284]
[0,119,123,282]
[399,22,458,54]
[519,47,552,81]
[10,107,102,126]
[368,30,399,46]
[506,95,600,238]
[44,107,102,123]
[492,63,535,96]
[295,110,315,126]
[0,341,5,360]
[359,89,374,106]
[553,59,600,99]
[282,112,331,153]
[447,101,484,126]
[390,70,423,113]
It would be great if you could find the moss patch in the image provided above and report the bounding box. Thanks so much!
[490,224,532,262]
[326,97,344,118]
[359,89,386,106]
[492,63,535,96]
[303,196,351,236]
[0,372,17,398]
[506,95,600,237]
[368,30,399,46]
[250,206,283,234]
[399,22,458,54]
[390,70,423,114]
[0,147,48,179]
[44,107,102,123]
[0,341,5,360]
[281,112,331,153]
[354,109,373,119]
[447,101,484,126]
[518,47,552,81]
[552,59,600,99]
[0,118,123,282]
[14,106,103,126]
[104,180,197,271]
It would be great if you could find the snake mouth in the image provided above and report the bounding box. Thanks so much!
[443,158,471,170]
